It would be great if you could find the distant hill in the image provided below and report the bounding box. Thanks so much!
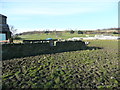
[17,28,119,35]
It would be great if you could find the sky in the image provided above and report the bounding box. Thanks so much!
[0,0,119,33]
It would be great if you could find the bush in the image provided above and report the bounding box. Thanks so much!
[70,30,75,34]
[13,36,22,40]
[77,30,83,34]
[113,32,118,34]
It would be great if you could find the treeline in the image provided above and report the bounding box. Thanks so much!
[17,29,119,35]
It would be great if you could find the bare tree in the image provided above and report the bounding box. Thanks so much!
[9,25,17,36]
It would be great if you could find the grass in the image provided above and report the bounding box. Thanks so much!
[19,32,118,40]
[2,40,119,88]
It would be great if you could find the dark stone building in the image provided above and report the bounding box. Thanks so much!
[0,14,11,40]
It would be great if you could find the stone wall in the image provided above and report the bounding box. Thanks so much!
[1,41,87,60]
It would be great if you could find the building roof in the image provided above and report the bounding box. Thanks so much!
[0,14,7,18]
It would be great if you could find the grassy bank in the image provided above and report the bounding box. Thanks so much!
[19,33,118,40]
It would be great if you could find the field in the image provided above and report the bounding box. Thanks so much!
[2,40,119,89]
[18,32,118,40]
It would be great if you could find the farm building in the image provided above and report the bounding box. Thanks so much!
[0,14,11,41]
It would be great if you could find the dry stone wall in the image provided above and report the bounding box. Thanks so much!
[1,41,87,60]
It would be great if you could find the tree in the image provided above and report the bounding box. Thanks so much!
[44,29,49,35]
[9,25,17,36]
[77,30,83,34]
[70,30,75,34]
[9,25,21,40]
[113,32,118,34]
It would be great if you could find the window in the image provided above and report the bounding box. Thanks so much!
[0,33,6,41]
